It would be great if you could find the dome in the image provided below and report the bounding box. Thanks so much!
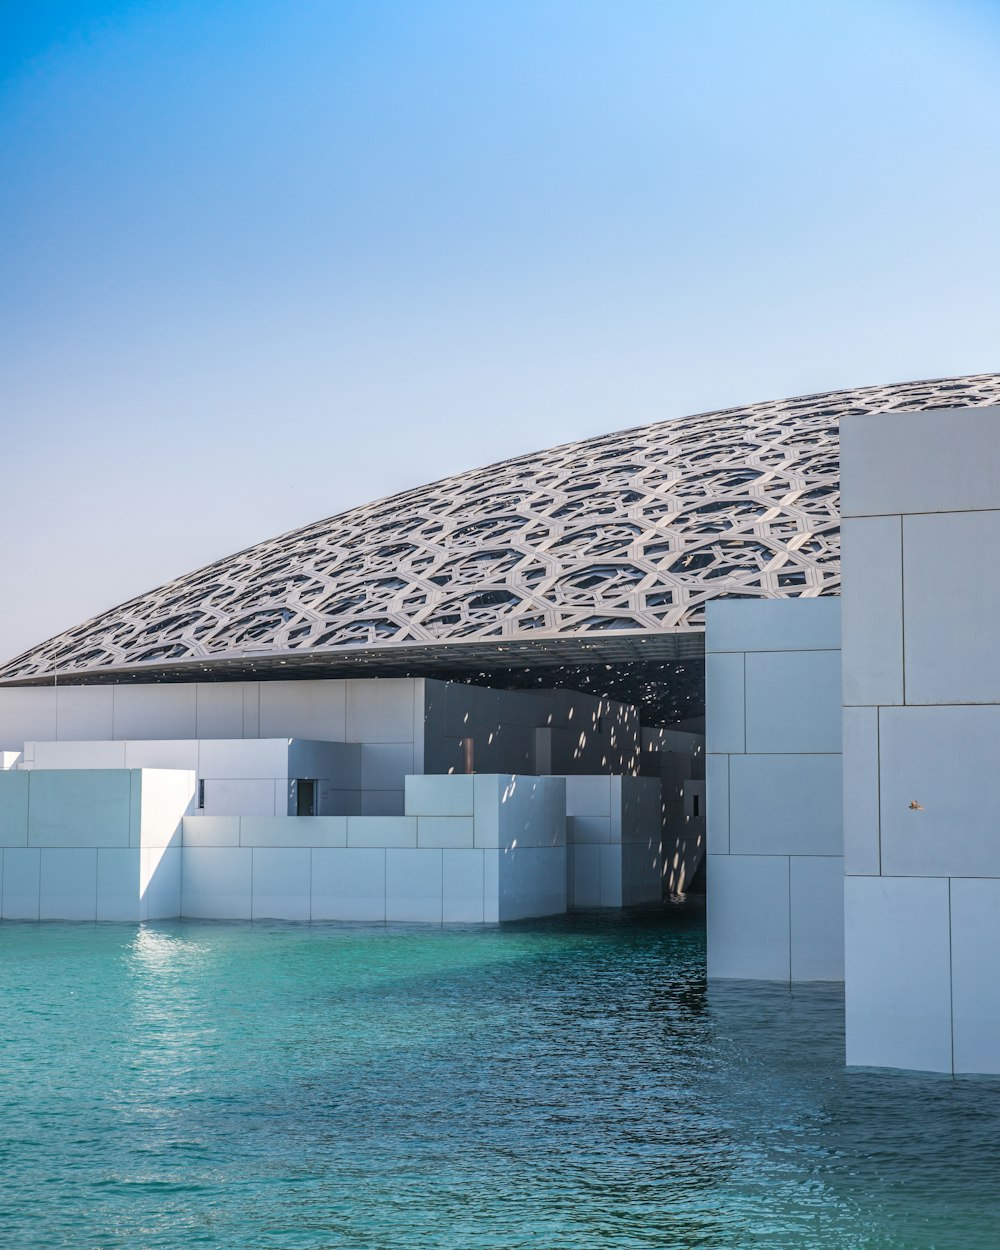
[3,373,999,696]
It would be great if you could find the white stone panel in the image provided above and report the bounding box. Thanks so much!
[311,848,386,921]
[181,847,253,919]
[903,510,1000,705]
[841,515,903,707]
[841,404,1000,518]
[346,816,417,848]
[599,844,624,906]
[0,689,56,752]
[142,846,181,919]
[442,849,485,923]
[346,679,417,744]
[359,790,404,816]
[198,738,289,780]
[386,848,442,922]
[252,847,311,920]
[138,769,194,849]
[497,776,565,849]
[569,844,601,907]
[744,650,842,754]
[705,597,842,653]
[417,817,474,849]
[56,686,115,741]
[2,848,40,919]
[705,652,745,755]
[31,740,127,769]
[40,848,97,920]
[566,816,612,845]
[498,845,566,920]
[28,770,134,848]
[181,816,240,847]
[563,775,612,817]
[729,754,842,856]
[195,683,245,738]
[124,740,199,771]
[96,849,142,921]
[240,816,348,848]
[705,754,729,855]
[844,875,952,1072]
[202,779,277,817]
[707,855,790,981]
[257,680,347,741]
[0,772,29,846]
[113,685,197,740]
[842,706,880,876]
[951,877,1000,1075]
[405,774,474,817]
[789,856,844,981]
[879,705,1000,877]
[360,743,414,791]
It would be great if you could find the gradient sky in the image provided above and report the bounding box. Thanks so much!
[2,0,999,662]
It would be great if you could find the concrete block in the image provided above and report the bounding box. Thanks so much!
[96,849,141,921]
[240,816,347,848]
[744,649,842,754]
[359,790,404,816]
[181,847,253,919]
[472,774,501,846]
[841,404,1000,518]
[346,679,417,743]
[0,771,29,846]
[347,816,417,848]
[499,844,566,920]
[599,844,624,907]
[195,683,245,738]
[497,776,565,849]
[789,856,844,981]
[28,769,133,848]
[405,774,474,817]
[566,816,612,845]
[903,510,1000,705]
[40,848,97,920]
[360,743,414,791]
[142,846,181,919]
[707,854,790,980]
[706,597,842,653]
[705,754,729,854]
[729,754,842,856]
[417,816,474,849]
[311,848,386,921]
[563,775,612,817]
[622,840,661,906]
[181,816,240,847]
[252,847,311,920]
[879,705,1000,877]
[443,849,485,922]
[569,844,601,907]
[841,515,903,706]
[386,848,442,922]
[2,848,40,919]
[951,877,1000,1074]
[113,684,196,740]
[842,706,880,875]
[844,875,953,1072]
[705,652,745,754]
[203,778,277,817]
[258,679,347,741]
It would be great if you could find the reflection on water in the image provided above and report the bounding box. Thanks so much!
[0,906,998,1249]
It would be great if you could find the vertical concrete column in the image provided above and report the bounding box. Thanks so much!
[841,403,1000,1074]
[706,599,843,982]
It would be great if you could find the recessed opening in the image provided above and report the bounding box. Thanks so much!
[197,779,205,810]
[296,779,316,817]
[692,794,700,818]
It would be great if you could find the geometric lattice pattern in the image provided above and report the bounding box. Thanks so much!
[3,374,999,684]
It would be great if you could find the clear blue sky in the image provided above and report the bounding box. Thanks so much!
[2,0,998,661]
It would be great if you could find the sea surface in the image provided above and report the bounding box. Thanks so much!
[2,905,999,1249]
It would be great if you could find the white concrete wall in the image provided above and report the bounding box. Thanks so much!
[562,775,662,908]
[642,727,706,894]
[841,402,1000,1073]
[706,598,844,982]
[18,738,362,817]
[0,768,193,920]
[179,774,567,923]
[0,679,424,815]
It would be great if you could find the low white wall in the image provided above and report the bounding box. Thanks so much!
[0,768,194,921]
[705,599,843,981]
[561,775,662,908]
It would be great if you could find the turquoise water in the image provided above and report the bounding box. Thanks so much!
[2,908,1000,1249]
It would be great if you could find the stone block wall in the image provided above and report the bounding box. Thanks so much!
[705,598,843,981]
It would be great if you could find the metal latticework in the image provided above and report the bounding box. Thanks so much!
[3,374,999,686]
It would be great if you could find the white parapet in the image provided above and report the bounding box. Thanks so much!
[0,768,195,921]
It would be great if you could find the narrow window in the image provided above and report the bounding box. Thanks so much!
[198,779,205,810]
[692,794,700,818]
[296,779,316,817]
